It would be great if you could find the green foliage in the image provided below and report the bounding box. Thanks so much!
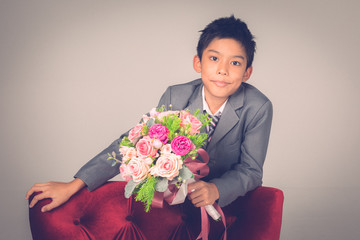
[155,177,169,192]
[179,165,193,180]
[189,133,208,149]
[146,118,155,128]
[156,105,166,112]
[120,137,134,148]
[162,115,181,134]
[107,151,121,166]
[194,109,211,130]
[142,124,149,136]
[135,176,157,212]
[125,179,141,198]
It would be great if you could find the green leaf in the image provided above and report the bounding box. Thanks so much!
[120,137,134,148]
[125,179,141,198]
[155,177,169,192]
[135,177,157,212]
[146,118,155,128]
[179,165,194,180]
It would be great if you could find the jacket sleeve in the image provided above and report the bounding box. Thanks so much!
[210,100,273,207]
[74,131,128,191]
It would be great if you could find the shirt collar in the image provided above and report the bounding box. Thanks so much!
[202,86,228,117]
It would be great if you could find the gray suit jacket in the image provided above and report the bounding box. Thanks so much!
[75,79,273,207]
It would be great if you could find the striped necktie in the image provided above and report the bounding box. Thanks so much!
[207,113,221,144]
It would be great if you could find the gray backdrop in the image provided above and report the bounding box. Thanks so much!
[1,0,359,239]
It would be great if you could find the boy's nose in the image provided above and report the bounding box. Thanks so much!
[217,70,228,75]
[217,62,228,76]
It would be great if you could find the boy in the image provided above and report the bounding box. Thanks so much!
[26,15,272,212]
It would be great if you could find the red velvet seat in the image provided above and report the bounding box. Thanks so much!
[29,181,284,240]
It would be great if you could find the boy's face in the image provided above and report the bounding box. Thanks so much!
[193,38,252,105]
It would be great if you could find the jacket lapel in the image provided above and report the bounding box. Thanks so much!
[185,84,203,115]
[206,85,245,150]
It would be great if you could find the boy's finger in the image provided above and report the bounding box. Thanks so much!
[188,180,205,192]
[25,186,43,200]
[29,192,48,208]
[190,189,203,199]
[25,190,34,200]
[41,201,58,212]
[190,194,208,207]
[33,182,50,187]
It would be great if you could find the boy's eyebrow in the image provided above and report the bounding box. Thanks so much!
[207,49,245,60]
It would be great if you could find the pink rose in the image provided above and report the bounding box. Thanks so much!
[128,123,144,144]
[180,111,202,135]
[150,153,182,180]
[127,158,149,182]
[136,137,157,158]
[148,124,169,144]
[171,135,193,156]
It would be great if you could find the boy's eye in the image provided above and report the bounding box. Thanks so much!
[231,61,241,66]
[210,56,218,61]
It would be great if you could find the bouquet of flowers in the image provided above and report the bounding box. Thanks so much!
[108,106,213,212]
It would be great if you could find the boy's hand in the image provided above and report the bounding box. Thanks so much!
[25,178,85,212]
[188,180,219,207]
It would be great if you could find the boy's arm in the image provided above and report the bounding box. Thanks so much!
[25,133,127,212]
[210,100,273,207]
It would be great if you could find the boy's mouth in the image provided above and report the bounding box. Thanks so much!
[211,80,230,87]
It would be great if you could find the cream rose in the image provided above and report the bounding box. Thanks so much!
[127,158,149,182]
[123,147,137,161]
[150,153,182,180]
[160,144,172,154]
[120,146,129,155]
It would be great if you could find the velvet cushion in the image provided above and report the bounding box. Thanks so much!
[29,181,283,240]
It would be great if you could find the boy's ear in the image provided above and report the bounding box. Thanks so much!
[193,55,202,73]
[242,66,253,82]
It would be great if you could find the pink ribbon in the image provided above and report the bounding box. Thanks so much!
[151,191,164,208]
[187,149,227,240]
[152,184,179,208]
[184,148,209,180]
[196,204,227,240]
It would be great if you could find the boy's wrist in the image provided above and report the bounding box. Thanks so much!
[69,178,86,193]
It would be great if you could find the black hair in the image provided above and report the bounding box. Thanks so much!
[196,15,256,69]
